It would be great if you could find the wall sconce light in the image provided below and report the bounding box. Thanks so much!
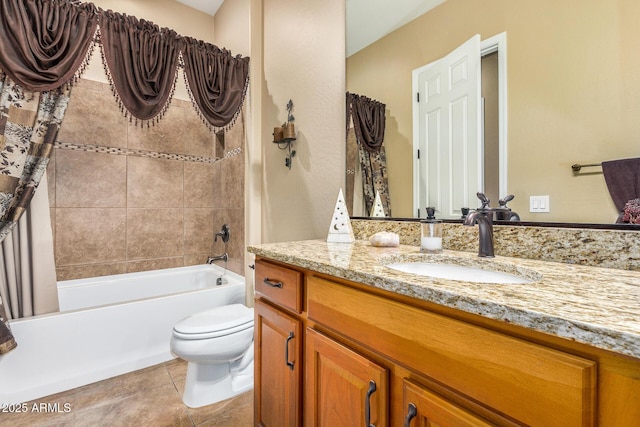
[273,99,296,169]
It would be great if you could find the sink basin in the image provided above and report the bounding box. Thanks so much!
[385,261,534,284]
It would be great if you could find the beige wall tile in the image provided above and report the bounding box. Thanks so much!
[127,103,187,154]
[220,154,244,209]
[211,161,223,203]
[58,82,127,148]
[52,78,245,281]
[55,208,127,266]
[184,208,214,255]
[184,254,208,266]
[184,162,214,207]
[183,106,215,158]
[127,157,184,208]
[126,257,184,273]
[56,150,127,207]
[224,110,245,152]
[56,262,128,281]
[127,208,184,259]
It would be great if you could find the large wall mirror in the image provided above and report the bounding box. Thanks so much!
[346,0,640,226]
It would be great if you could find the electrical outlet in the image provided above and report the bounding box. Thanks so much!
[529,195,550,213]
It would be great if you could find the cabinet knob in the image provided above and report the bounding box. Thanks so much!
[404,403,417,427]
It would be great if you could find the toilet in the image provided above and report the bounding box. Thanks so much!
[170,304,254,408]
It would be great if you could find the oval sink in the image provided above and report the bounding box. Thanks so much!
[385,262,534,284]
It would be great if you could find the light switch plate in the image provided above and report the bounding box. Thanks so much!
[529,195,550,213]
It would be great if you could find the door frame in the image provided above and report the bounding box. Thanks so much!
[412,32,507,217]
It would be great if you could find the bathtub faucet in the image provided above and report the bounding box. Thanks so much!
[207,253,228,264]
[215,224,230,244]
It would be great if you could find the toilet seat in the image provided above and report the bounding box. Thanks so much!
[173,304,254,340]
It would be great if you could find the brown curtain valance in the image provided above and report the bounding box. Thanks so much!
[0,0,250,129]
[182,38,250,131]
[99,11,181,123]
[347,92,386,153]
[0,0,99,91]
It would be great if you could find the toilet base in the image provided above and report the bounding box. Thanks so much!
[182,360,254,408]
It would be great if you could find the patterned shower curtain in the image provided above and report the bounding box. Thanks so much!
[346,92,391,217]
[0,76,71,354]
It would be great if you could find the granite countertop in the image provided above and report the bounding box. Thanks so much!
[248,239,640,359]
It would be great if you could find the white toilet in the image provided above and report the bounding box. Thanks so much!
[170,303,254,408]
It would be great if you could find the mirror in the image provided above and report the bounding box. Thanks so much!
[346,0,640,225]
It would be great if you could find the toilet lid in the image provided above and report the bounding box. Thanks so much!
[173,304,254,339]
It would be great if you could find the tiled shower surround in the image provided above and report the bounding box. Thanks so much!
[47,78,245,281]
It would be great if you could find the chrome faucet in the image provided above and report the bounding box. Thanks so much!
[463,192,495,258]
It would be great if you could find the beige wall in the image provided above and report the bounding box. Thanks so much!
[261,0,346,242]
[214,0,251,57]
[347,0,640,223]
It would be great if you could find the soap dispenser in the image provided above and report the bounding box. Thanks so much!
[421,207,443,253]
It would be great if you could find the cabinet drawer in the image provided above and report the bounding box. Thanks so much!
[255,260,303,313]
[307,276,596,427]
[402,378,493,427]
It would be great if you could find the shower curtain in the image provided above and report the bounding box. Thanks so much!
[0,174,57,320]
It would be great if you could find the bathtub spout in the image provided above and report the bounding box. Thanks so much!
[207,253,228,264]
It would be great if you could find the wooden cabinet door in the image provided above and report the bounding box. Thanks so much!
[305,328,389,427]
[255,299,302,427]
[402,379,493,427]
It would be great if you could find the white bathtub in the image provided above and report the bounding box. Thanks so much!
[0,264,246,405]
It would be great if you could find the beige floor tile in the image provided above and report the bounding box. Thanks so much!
[0,359,253,427]
[189,391,253,427]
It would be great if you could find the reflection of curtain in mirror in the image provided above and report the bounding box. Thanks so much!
[346,92,391,217]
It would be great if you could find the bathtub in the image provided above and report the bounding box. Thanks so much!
[0,264,246,405]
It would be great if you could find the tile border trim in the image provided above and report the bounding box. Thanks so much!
[54,140,242,164]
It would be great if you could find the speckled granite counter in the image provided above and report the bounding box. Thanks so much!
[248,239,640,359]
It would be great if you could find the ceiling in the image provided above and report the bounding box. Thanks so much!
[346,0,445,56]
[175,0,224,16]
[174,0,444,57]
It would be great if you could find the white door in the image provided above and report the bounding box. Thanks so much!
[414,34,482,219]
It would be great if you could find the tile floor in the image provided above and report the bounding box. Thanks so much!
[0,359,253,427]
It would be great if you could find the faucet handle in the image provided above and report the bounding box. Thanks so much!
[215,224,230,244]
[476,192,490,209]
[499,194,514,207]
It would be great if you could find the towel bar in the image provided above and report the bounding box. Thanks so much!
[571,163,602,172]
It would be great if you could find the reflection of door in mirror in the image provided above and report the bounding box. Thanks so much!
[413,33,506,219]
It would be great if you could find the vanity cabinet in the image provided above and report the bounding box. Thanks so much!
[401,379,493,427]
[305,328,388,426]
[254,260,303,427]
[254,256,639,426]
